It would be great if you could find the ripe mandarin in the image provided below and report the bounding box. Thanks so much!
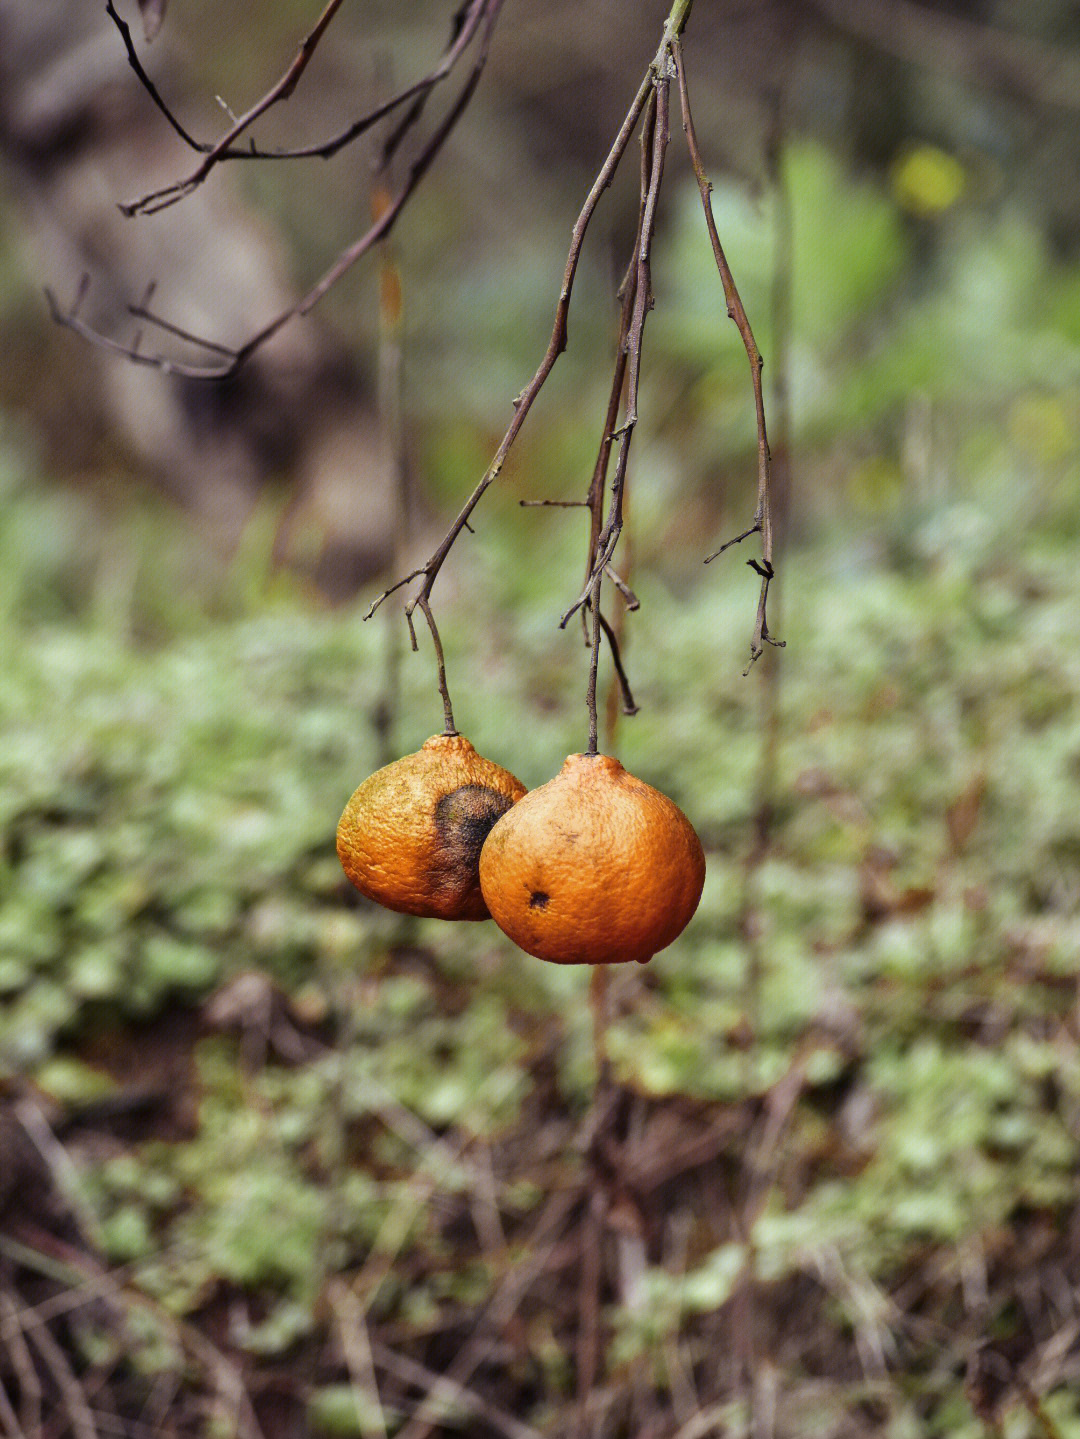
[478,751,705,964]
[337,733,526,920]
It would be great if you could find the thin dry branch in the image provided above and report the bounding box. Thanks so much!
[564,68,669,645]
[598,610,639,717]
[580,114,652,618]
[47,1,503,382]
[565,98,652,676]
[366,3,734,743]
[673,38,784,671]
[578,73,670,753]
[326,1280,389,1439]
[604,563,639,611]
[364,65,654,728]
[108,0,496,215]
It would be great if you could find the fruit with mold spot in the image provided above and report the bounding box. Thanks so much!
[336,734,527,920]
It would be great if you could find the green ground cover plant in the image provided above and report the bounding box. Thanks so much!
[3,418,1080,1434]
[5,74,1080,1436]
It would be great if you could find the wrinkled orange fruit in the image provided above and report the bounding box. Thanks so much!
[478,752,705,964]
[337,734,527,920]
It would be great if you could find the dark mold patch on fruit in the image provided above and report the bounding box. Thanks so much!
[434,785,516,906]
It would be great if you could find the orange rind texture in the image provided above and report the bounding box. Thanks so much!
[479,752,705,964]
[337,734,527,920]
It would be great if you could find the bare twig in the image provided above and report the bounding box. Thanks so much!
[124,284,236,357]
[0,1234,266,1439]
[108,0,496,214]
[569,67,669,752]
[567,71,669,632]
[579,111,651,637]
[112,0,346,209]
[365,0,718,743]
[584,576,605,755]
[49,1,504,380]
[601,69,670,556]
[415,595,456,735]
[365,64,654,726]
[705,520,760,559]
[604,563,639,611]
[674,40,784,671]
[565,102,652,738]
[12,1098,99,1241]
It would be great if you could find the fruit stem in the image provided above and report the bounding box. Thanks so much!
[585,585,601,755]
[413,594,457,735]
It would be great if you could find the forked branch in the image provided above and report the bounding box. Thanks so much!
[368,0,780,736]
[364,66,655,727]
[107,0,498,216]
[53,0,779,733]
[48,0,503,380]
[573,72,671,753]
[673,38,784,670]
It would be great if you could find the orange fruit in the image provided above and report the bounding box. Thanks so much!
[478,752,705,965]
[337,734,527,920]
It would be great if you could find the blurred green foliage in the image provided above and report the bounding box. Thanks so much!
[4,142,1080,1436]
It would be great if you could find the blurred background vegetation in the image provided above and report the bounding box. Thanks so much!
[3,1,1080,1436]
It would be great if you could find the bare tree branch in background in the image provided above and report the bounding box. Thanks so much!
[47,0,779,713]
[107,0,498,214]
[47,0,504,379]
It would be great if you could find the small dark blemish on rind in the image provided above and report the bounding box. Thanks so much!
[529,891,550,910]
[433,785,515,892]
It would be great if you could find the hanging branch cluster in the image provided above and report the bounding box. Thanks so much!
[367,1,782,738]
[681,48,784,672]
[46,0,504,380]
[48,0,781,726]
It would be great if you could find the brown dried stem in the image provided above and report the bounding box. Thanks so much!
[107,0,496,215]
[365,66,654,728]
[48,1,503,380]
[367,8,700,744]
[580,97,654,622]
[567,100,654,738]
[673,38,784,671]
[573,70,669,752]
[566,71,669,630]
[566,103,654,753]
